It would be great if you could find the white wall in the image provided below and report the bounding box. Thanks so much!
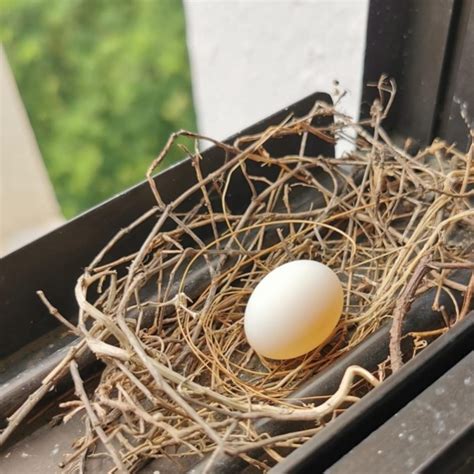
[184,0,369,144]
[0,46,63,255]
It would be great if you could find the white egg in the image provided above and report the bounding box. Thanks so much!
[244,260,344,360]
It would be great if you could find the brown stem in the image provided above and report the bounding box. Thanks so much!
[36,290,80,335]
[69,361,127,472]
[429,261,474,270]
[460,273,474,319]
[389,255,431,372]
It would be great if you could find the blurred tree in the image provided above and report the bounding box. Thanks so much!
[1,0,196,217]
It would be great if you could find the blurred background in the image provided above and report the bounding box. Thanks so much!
[0,0,368,255]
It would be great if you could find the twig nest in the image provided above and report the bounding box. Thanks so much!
[244,260,344,359]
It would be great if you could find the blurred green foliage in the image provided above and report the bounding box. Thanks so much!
[1,0,196,217]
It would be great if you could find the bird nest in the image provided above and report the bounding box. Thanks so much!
[2,79,473,472]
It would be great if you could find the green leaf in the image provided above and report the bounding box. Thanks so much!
[2,0,196,218]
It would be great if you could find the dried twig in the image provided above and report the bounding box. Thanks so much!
[36,290,80,335]
[69,361,126,472]
[460,273,474,319]
[389,256,432,372]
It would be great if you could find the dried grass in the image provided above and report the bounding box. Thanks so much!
[1,78,473,472]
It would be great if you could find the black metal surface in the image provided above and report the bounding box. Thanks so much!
[361,0,456,146]
[418,424,474,474]
[361,0,473,151]
[327,352,474,474]
[270,311,474,474]
[0,92,333,361]
[435,0,474,151]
